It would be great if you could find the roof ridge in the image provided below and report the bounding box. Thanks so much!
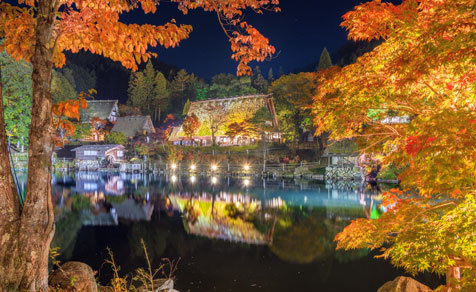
[190,94,271,104]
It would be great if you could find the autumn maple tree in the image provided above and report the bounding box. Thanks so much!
[0,0,279,290]
[313,0,476,290]
[182,113,200,146]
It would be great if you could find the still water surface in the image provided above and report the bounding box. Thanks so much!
[21,172,440,291]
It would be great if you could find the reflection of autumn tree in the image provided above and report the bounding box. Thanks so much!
[127,223,169,263]
[50,211,83,261]
[271,210,331,264]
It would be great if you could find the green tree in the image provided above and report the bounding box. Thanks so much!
[269,73,319,142]
[127,71,148,111]
[66,63,96,93]
[195,79,209,100]
[251,66,268,93]
[169,69,197,111]
[51,70,77,103]
[71,123,91,140]
[317,47,332,71]
[152,71,169,123]
[268,67,274,83]
[0,51,32,149]
[182,99,191,116]
[209,73,257,98]
[127,61,170,123]
[105,132,128,145]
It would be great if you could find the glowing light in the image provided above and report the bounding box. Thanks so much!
[191,176,196,183]
[244,164,250,171]
[171,163,177,170]
[171,175,177,183]
[190,164,196,171]
[211,176,217,184]
[244,179,250,187]
[211,164,217,171]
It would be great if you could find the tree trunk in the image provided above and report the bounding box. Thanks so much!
[0,55,23,292]
[211,126,216,146]
[0,0,57,291]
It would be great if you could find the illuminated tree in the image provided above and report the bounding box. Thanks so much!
[269,72,319,142]
[182,113,201,146]
[225,121,252,142]
[0,0,279,289]
[313,0,476,289]
[203,102,228,146]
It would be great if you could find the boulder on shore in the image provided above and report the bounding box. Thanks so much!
[377,276,432,292]
[49,261,97,292]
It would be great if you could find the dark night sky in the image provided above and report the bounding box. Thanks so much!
[122,0,367,79]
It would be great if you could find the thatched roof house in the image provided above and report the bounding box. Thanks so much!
[111,116,156,138]
[80,100,119,123]
[169,94,279,146]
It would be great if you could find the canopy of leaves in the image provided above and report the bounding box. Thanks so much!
[269,72,319,141]
[0,50,32,147]
[313,0,476,287]
[209,73,257,98]
[182,113,201,139]
[169,69,197,111]
[105,131,128,145]
[251,66,268,93]
[128,61,169,122]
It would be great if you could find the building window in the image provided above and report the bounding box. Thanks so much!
[84,150,98,156]
[117,151,123,157]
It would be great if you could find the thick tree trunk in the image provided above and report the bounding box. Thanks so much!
[0,0,57,291]
[0,57,23,292]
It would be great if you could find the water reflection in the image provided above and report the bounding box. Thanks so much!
[48,172,384,247]
[41,172,397,291]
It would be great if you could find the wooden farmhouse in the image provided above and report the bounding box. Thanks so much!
[72,144,125,170]
[169,94,280,146]
[80,100,120,142]
[111,115,156,140]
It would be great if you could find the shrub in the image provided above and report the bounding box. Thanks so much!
[105,132,128,145]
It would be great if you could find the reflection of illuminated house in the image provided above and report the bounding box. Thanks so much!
[169,193,269,244]
[112,198,154,221]
[105,176,125,196]
[82,210,119,226]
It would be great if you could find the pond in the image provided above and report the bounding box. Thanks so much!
[21,172,441,291]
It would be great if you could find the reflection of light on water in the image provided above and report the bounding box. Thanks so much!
[171,175,177,183]
[191,176,196,183]
[171,163,177,170]
[243,164,250,171]
[211,176,217,184]
[244,179,250,187]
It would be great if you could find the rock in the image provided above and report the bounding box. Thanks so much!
[377,276,432,292]
[49,261,97,292]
